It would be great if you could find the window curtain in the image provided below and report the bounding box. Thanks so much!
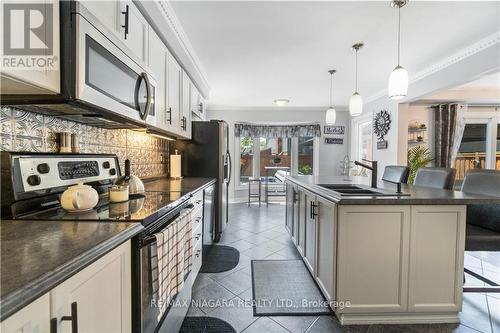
[433,103,466,168]
[234,123,321,138]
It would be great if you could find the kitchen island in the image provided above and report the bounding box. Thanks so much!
[284,175,500,325]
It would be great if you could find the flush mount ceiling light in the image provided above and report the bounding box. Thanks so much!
[274,99,290,107]
[349,43,364,117]
[388,0,409,100]
[325,69,337,125]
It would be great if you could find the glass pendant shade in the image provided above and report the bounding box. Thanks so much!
[325,107,337,125]
[349,92,363,116]
[388,65,408,100]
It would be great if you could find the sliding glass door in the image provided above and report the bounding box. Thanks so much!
[454,111,499,185]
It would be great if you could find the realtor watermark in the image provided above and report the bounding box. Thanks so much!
[151,298,352,311]
[1,1,58,70]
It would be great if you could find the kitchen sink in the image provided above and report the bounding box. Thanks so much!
[318,184,364,190]
[318,184,409,196]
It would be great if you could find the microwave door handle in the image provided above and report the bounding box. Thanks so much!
[140,72,151,121]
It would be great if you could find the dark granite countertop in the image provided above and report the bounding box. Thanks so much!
[286,175,500,205]
[144,177,216,193]
[0,220,143,321]
[0,177,215,321]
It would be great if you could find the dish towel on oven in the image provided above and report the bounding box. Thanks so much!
[153,207,194,320]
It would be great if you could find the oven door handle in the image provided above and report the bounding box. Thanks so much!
[141,204,195,245]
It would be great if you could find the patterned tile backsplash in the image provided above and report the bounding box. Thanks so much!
[0,107,169,179]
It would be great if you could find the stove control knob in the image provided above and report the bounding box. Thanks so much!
[103,161,110,169]
[37,163,50,174]
[109,168,116,176]
[27,175,41,186]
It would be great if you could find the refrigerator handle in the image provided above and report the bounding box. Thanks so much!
[227,151,232,185]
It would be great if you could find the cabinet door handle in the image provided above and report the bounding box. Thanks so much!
[121,5,129,40]
[59,302,78,333]
[195,233,201,240]
[195,249,201,257]
[50,318,57,333]
[166,107,172,125]
[311,202,318,219]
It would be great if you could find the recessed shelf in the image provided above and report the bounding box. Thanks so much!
[408,128,427,133]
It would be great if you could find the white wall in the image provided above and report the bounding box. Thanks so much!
[207,107,350,201]
[351,39,499,180]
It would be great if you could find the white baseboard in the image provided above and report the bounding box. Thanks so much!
[336,312,460,325]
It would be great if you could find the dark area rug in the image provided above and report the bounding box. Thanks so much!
[200,245,240,273]
[251,259,332,316]
[179,317,236,333]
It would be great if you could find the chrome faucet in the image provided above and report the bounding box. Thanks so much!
[354,159,378,188]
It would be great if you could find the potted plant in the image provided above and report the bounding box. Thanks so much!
[407,146,433,184]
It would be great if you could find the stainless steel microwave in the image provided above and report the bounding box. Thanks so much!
[2,1,156,128]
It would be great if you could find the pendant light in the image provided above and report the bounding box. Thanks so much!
[388,0,409,100]
[349,43,364,117]
[325,69,337,125]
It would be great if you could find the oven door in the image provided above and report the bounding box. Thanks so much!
[74,12,156,123]
[139,204,194,333]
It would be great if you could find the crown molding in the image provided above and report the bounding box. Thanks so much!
[365,31,500,104]
[136,0,211,98]
[207,105,349,112]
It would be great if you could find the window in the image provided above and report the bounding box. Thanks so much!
[235,135,317,187]
[357,120,373,162]
[239,137,254,185]
[298,137,314,175]
[454,110,500,185]
[259,137,291,179]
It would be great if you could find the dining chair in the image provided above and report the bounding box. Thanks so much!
[461,169,500,293]
[382,165,410,184]
[413,167,456,190]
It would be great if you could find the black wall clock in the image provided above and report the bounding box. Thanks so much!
[373,110,391,140]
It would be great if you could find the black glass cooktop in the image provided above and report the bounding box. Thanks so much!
[17,191,191,225]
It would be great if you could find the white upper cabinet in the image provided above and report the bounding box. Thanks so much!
[181,71,192,139]
[81,0,148,64]
[118,0,148,63]
[148,29,167,130]
[167,53,183,136]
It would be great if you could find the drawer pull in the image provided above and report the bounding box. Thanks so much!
[195,217,202,223]
[195,249,201,258]
[195,200,202,205]
[195,233,201,240]
[51,302,78,333]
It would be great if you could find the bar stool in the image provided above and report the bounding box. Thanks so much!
[248,177,263,206]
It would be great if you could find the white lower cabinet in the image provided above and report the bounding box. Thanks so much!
[296,189,306,256]
[0,293,51,333]
[1,241,131,333]
[303,190,316,274]
[408,205,466,313]
[315,196,336,303]
[336,206,411,314]
[284,181,467,324]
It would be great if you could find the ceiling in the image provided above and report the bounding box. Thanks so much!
[170,1,499,108]
[455,71,500,89]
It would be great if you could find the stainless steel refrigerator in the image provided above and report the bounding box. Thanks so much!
[172,120,231,242]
